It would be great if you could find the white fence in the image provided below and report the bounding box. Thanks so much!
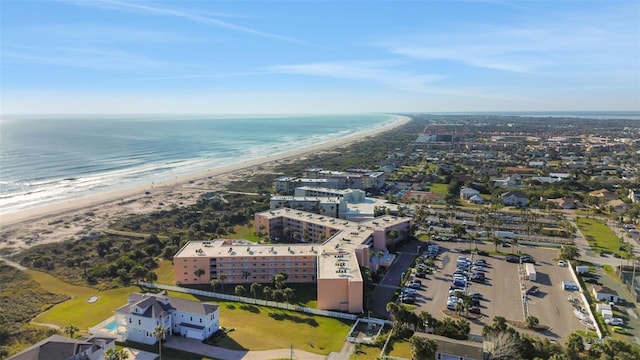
[138,282,358,321]
[566,261,603,339]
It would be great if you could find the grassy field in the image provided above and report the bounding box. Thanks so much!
[229,221,262,242]
[386,338,412,359]
[28,269,137,331]
[352,343,382,359]
[428,183,448,196]
[29,267,349,356]
[155,259,176,285]
[121,342,217,360]
[575,218,623,255]
[165,291,350,355]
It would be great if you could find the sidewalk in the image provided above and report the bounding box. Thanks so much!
[164,336,331,360]
[565,214,625,267]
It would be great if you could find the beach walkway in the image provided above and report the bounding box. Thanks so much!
[164,336,344,360]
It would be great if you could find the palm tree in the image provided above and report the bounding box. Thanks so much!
[455,300,465,316]
[219,274,228,292]
[263,286,272,301]
[210,279,219,292]
[153,325,165,359]
[234,284,246,297]
[193,268,205,281]
[103,348,129,360]
[409,336,437,360]
[272,272,288,290]
[419,311,436,331]
[283,287,296,304]
[0,346,9,360]
[386,302,400,320]
[64,324,79,338]
[250,282,261,303]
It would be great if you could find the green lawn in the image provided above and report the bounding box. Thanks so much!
[228,221,262,242]
[30,267,346,355]
[155,259,176,285]
[165,291,350,354]
[28,269,137,331]
[575,218,623,255]
[352,344,383,359]
[428,183,448,196]
[121,342,217,360]
[386,338,412,358]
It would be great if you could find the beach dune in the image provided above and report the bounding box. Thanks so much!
[0,116,409,253]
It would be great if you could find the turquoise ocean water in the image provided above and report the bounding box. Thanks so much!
[0,114,401,214]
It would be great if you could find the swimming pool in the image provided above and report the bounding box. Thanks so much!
[104,321,118,331]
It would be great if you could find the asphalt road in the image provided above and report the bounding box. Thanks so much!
[369,240,422,318]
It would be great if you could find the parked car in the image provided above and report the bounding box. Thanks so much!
[584,278,600,284]
[557,260,566,267]
[403,288,418,295]
[470,292,483,300]
[475,250,489,256]
[472,266,487,272]
[411,279,423,285]
[505,255,519,263]
[520,255,535,263]
[453,279,467,288]
[415,272,427,279]
[471,274,484,283]
[401,295,415,304]
[473,259,488,266]
[408,282,422,289]
[468,306,481,314]
[526,286,539,295]
[605,317,624,326]
[612,326,629,335]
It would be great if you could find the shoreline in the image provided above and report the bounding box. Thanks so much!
[0,115,410,252]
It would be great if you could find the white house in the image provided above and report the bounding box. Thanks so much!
[7,335,116,360]
[114,293,219,345]
[501,191,529,207]
[591,285,619,303]
[629,189,640,203]
[460,187,480,201]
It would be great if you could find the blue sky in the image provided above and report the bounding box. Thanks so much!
[1,0,639,114]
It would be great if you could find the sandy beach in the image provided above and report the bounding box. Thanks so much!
[0,115,410,253]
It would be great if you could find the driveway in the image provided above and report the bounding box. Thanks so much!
[164,336,328,360]
[369,240,422,318]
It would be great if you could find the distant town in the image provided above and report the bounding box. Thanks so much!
[3,114,639,360]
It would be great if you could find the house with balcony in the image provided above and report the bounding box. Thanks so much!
[501,191,529,207]
[7,335,116,360]
[114,292,219,344]
[460,187,480,201]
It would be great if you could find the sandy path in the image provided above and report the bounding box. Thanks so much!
[0,116,410,254]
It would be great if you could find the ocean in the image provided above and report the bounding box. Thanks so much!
[0,114,401,214]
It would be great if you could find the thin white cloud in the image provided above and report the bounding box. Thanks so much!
[66,0,307,44]
[269,60,445,92]
[2,45,165,71]
[23,24,203,44]
[381,5,639,75]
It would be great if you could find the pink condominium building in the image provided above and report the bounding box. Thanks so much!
[174,208,412,313]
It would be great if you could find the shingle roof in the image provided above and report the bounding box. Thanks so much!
[8,335,115,360]
[117,293,218,317]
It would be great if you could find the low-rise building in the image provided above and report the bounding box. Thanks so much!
[114,293,219,344]
[8,335,116,360]
[591,285,619,303]
[174,209,412,313]
[501,191,529,207]
[460,187,480,201]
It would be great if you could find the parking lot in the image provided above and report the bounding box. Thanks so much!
[408,240,585,341]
